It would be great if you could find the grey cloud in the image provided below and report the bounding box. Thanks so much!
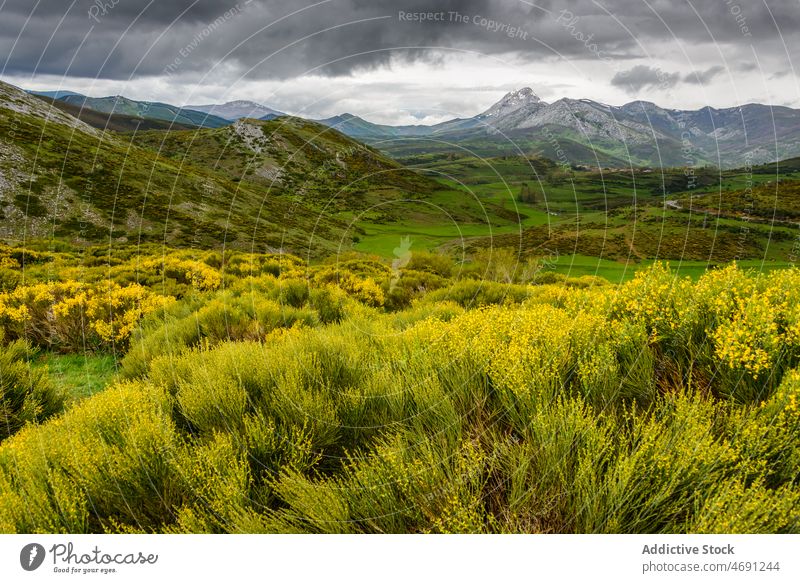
[683,65,725,85]
[610,65,679,93]
[0,0,797,84]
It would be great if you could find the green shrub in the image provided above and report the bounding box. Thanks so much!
[0,339,65,440]
[383,269,448,310]
[421,279,531,308]
[308,286,348,324]
[0,381,179,532]
[0,268,20,292]
[122,289,320,378]
[2,263,800,535]
[277,278,310,308]
[406,252,453,278]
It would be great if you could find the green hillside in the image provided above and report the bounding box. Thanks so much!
[33,95,199,132]
[132,117,441,212]
[0,81,349,253]
[372,152,800,272]
[3,78,800,275]
[59,94,230,128]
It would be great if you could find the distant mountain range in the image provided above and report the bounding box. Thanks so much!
[184,100,285,121]
[54,94,231,128]
[315,88,800,168]
[33,95,200,132]
[24,85,800,168]
[28,89,84,100]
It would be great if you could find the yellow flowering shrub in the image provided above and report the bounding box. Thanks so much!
[0,381,180,532]
[222,252,306,279]
[604,264,800,400]
[704,269,800,397]
[610,262,696,339]
[2,252,800,534]
[139,256,222,291]
[313,267,385,307]
[712,295,779,378]
[0,280,174,351]
[0,257,19,270]
[691,478,800,533]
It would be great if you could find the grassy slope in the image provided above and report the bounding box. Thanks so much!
[0,105,354,253]
[132,117,506,246]
[354,153,800,272]
[131,117,440,210]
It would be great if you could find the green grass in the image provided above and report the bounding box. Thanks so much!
[354,222,520,256]
[544,254,797,283]
[35,352,118,402]
[366,155,800,267]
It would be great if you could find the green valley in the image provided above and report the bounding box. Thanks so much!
[2,77,800,536]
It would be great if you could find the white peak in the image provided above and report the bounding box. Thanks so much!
[480,87,543,119]
[501,87,540,103]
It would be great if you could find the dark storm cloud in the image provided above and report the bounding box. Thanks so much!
[610,65,679,93]
[683,65,725,85]
[0,0,798,81]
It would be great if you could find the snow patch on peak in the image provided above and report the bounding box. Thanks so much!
[479,87,544,119]
[506,87,539,100]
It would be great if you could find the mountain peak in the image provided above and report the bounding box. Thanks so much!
[495,87,541,108]
[506,87,539,101]
[479,87,543,119]
[183,99,284,121]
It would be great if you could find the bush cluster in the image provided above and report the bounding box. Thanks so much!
[1,262,799,533]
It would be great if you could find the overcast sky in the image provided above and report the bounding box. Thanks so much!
[1,0,799,125]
